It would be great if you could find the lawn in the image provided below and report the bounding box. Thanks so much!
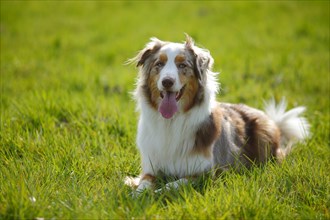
[1,1,329,219]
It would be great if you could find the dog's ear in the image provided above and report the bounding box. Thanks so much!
[185,34,214,81]
[131,38,163,67]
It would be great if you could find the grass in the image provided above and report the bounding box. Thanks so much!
[1,1,329,219]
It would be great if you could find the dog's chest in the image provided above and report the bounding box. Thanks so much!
[137,114,213,177]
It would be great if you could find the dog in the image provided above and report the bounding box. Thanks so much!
[125,35,310,194]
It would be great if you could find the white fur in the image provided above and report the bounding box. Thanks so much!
[137,79,216,177]
[136,179,153,193]
[264,98,310,154]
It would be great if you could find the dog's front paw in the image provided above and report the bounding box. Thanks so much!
[154,178,189,194]
[130,179,153,198]
[124,176,141,188]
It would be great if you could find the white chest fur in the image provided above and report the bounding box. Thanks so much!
[137,103,214,178]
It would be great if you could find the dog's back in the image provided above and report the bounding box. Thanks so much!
[213,101,309,171]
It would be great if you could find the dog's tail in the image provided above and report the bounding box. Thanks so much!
[264,98,310,159]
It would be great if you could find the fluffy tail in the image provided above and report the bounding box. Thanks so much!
[264,98,310,158]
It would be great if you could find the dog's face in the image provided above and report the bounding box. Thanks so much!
[134,35,214,119]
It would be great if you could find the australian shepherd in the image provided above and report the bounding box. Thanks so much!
[125,35,310,194]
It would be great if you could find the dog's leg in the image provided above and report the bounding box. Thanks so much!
[134,174,156,196]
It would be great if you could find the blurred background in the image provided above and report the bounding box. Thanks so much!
[1,1,328,105]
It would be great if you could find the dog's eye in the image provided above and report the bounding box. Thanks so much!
[155,62,164,68]
[178,63,186,69]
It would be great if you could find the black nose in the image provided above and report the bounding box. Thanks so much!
[162,77,175,89]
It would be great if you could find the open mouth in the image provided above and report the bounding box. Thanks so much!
[158,85,186,119]
[160,85,186,101]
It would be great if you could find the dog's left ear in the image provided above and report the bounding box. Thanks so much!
[185,34,214,81]
[130,38,163,68]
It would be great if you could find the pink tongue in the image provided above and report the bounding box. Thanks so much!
[159,92,178,119]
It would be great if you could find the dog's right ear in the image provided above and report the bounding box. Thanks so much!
[129,38,163,67]
[184,34,214,82]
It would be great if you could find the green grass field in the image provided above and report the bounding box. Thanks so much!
[1,1,329,219]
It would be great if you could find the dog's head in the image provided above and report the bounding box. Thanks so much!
[132,35,217,119]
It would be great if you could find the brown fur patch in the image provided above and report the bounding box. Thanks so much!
[147,72,161,110]
[159,53,168,63]
[175,54,186,63]
[141,173,156,182]
[229,104,281,164]
[252,117,281,162]
[192,106,222,157]
[179,72,200,112]
[142,52,168,111]
[220,104,247,145]
[136,42,163,110]
[177,52,205,112]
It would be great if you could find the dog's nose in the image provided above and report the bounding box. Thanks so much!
[162,77,175,89]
